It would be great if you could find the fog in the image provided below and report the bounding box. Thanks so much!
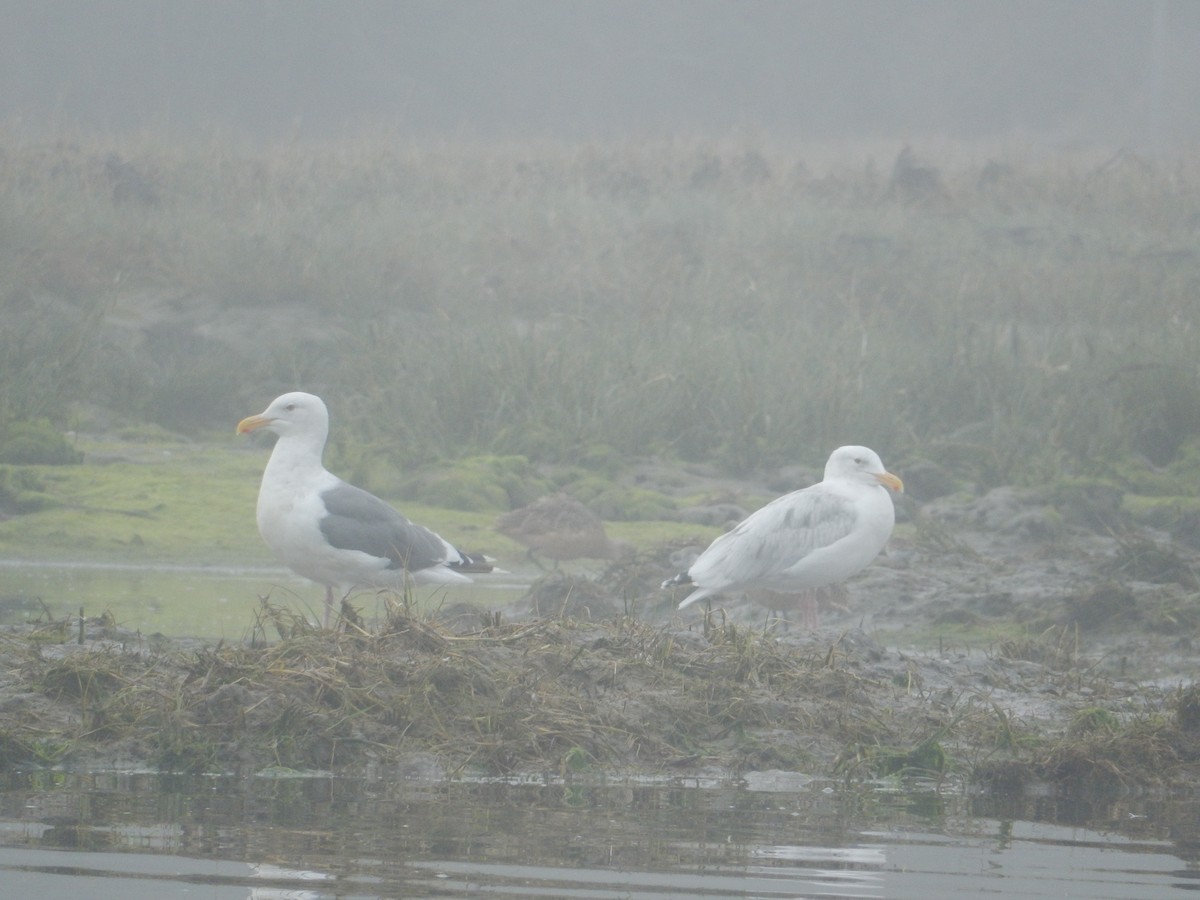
[1,0,1196,149]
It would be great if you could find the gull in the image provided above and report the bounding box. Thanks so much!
[237,391,495,626]
[662,445,902,619]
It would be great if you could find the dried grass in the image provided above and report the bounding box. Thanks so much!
[2,592,1199,791]
[0,600,893,778]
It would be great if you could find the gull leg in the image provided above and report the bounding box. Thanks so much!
[323,585,335,629]
[800,589,819,631]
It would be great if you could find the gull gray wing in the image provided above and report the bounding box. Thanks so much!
[318,482,452,572]
[689,488,860,590]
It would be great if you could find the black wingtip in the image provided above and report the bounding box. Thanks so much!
[660,572,693,591]
[452,552,497,574]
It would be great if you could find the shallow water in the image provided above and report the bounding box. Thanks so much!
[0,560,529,638]
[0,769,1197,899]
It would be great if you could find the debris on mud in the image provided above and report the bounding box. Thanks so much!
[0,583,1197,795]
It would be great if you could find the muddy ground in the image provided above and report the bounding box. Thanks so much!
[2,467,1199,794]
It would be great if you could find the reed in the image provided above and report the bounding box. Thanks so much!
[2,129,1197,483]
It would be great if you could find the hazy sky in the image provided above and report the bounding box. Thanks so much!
[1,0,1195,148]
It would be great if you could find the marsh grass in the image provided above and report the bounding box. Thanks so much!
[1035,709,1188,790]
[1,602,1197,788]
[2,131,1198,483]
[0,601,875,777]
[995,625,1082,671]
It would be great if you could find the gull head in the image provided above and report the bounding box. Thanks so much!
[237,391,330,440]
[825,445,903,492]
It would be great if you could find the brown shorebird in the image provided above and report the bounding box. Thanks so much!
[497,493,630,569]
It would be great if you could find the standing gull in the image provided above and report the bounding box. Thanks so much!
[237,391,495,626]
[662,446,902,618]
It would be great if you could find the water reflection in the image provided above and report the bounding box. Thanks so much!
[0,770,1198,898]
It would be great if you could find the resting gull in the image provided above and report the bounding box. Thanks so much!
[237,391,495,626]
[662,445,902,618]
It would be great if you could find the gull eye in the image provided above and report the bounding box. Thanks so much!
[285,403,296,411]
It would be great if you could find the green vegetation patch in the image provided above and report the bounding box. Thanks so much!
[0,466,57,515]
[0,421,82,465]
[400,455,552,512]
[0,444,265,563]
[567,477,678,522]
